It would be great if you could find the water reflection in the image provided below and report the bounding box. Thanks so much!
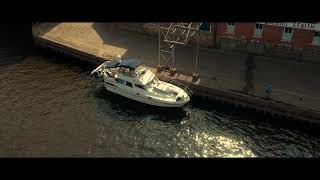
[90,84,316,158]
[172,126,256,158]
[92,87,257,157]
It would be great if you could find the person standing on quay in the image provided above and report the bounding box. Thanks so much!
[265,83,272,99]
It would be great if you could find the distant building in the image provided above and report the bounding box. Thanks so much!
[211,22,320,50]
[111,22,320,61]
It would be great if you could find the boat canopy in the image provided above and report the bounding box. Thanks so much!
[105,59,143,70]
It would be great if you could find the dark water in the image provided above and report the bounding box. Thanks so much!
[1,24,320,157]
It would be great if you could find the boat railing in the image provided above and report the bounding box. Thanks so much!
[91,61,109,75]
[165,78,193,97]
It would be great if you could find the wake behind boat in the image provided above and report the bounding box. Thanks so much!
[91,57,192,107]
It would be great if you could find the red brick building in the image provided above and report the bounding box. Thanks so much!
[212,22,320,50]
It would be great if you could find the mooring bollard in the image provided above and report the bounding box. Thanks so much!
[192,73,200,83]
[170,67,176,77]
[156,64,163,74]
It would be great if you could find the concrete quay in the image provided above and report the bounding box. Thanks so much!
[32,23,320,124]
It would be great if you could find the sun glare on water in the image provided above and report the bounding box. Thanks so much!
[175,128,256,158]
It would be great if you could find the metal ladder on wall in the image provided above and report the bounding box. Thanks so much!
[157,23,202,82]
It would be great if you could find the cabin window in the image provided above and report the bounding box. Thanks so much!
[135,84,145,90]
[126,81,133,88]
[282,27,293,41]
[312,31,320,45]
[105,82,115,86]
[253,23,263,37]
[226,22,235,33]
[115,78,125,85]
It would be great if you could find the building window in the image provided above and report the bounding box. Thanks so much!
[312,31,320,45]
[254,23,263,37]
[282,27,293,41]
[126,81,133,88]
[200,22,211,31]
[226,22,235,33]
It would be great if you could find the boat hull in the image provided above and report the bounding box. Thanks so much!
[104,84,187,108]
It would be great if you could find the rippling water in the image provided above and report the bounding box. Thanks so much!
[1,24,320,157]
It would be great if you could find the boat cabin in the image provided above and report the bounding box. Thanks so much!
[105,59,156,88]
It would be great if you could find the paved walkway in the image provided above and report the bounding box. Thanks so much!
[35,23,320,112]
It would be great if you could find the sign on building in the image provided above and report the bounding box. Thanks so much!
[258,22,320,31]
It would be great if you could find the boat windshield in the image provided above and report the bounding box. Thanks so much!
[136,67,147,77]
[118,68,136,77]
[148,78,160,87]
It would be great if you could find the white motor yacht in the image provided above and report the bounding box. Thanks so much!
[91,57,192,107]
